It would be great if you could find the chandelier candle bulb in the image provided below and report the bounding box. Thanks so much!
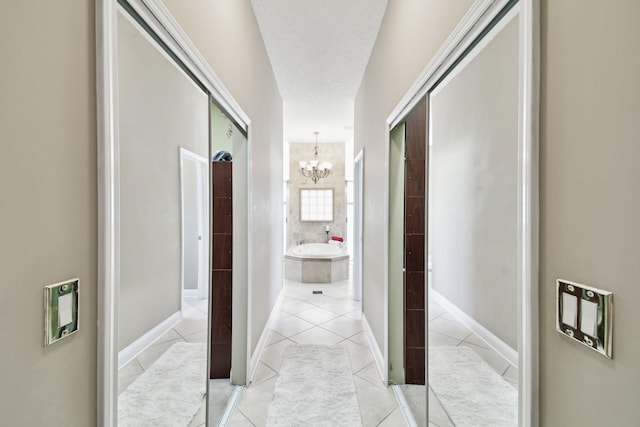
[299,131,332,184]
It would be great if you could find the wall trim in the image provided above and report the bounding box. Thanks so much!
[430,289,518,367]
[362,313,386,384]
[247,288,284,383]
[117,311,182,368]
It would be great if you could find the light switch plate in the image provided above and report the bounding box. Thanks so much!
[556,279,612,358]
[44,278,79,346]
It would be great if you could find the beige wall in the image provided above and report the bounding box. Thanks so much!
[162,0,284,357]
[354,0,474,358]
[0,1,97,426]
[540,0,640,424]
[287,142,346,249]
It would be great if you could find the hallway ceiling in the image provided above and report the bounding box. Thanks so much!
[251,0,388,143]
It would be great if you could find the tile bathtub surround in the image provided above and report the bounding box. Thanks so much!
[287,142,346,249]
[228,279,400,426]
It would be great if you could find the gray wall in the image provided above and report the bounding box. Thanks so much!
[287,142,346,249]
[163,0,284,358]
[182,158,199,291]
[430,17,519,349]
[355,0,474,362]
[117,12,209,350]
[0,1,97,425]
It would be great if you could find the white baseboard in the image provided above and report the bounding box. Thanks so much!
[430,288,518,367]
[118,311,182,369]
[362,313,387,384]
[247,289,284,383]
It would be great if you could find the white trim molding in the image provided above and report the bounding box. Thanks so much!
[362,313,387,384]
[117,311,182,368]
[385,0,540,426]
[431,289,518,367]
[247,289,284,383]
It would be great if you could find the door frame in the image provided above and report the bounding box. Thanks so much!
[353,149,364,302]
[179,147,209,301]
[384,0,539,425]
[96,0,251,424]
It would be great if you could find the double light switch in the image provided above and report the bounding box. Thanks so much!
[556,279,612,358]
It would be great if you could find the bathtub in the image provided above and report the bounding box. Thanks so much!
[285,243,349,283]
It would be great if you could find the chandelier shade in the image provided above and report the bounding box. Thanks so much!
[299,132,332,184]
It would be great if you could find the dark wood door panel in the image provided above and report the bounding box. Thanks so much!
[405,234,425,272]
[405,347,425,385]
[406,272,425,310]
[212,197,232,233]
[212,162,232,197]
[210,343,231,379]
[405,196,425,234]
[405,309,426,348]
[212,233,232,269]
[405,159,425,197]
[405,98,427,160]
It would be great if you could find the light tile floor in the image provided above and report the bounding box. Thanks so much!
[228,278,401,426]
[401,298,519,427]
[117,297,210,427]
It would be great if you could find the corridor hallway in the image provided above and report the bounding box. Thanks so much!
[228,278,406,426]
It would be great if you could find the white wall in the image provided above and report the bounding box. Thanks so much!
[117,11,209,349]
[162,0,284,360]
[430,16,519,350]
[0,1,97,425]
[354,0,474,361]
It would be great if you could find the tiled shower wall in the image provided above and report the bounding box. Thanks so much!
[288,142,345,250]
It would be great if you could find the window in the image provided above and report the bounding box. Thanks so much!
[300,189,333,222]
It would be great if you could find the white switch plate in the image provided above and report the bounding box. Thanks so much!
[556,279,613,359]
[44,278,79,346]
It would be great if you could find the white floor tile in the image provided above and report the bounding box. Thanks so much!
[429,317,471,341]
[354,361,385,387]
[377,407,408,426]
[293,306,340,325]
[428,386,454,427]
[236,376,278,426]
[173,317,208,337]
[428,330,461,347]
[347,331,370,347]
[458,342,511,377]
[260,339,295,372]
[279,298,317,314]
[289,326,344,345]
[343,309,362,321]
[321,299,361,315]
[183,330,208,343]
[353,376,398,426]
[271,316,314,338]
[264,330,287,346]
[228,410,255,426]
[119,359,143,379]
[340,340,374,373]
[320,316,363,338]
[461,332,493,350]
[251,362,277,385]
[136,337,185,370]
[502,364,519,384]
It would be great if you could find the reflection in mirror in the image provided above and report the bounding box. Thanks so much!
[116,7,210,426]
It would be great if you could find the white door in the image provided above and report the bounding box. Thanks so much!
[180,148,209,301]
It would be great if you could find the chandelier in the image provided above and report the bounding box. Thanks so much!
[299,131,332,184]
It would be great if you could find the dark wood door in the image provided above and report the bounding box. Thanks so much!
[404,98,427,384]
[210,161,232,379]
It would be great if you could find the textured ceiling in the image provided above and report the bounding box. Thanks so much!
[251,0,388,142]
